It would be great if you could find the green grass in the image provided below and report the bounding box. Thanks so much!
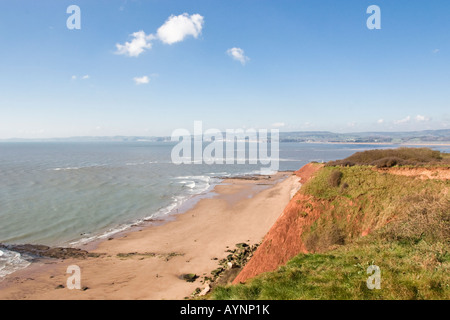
[209,160,449,300]
[212,236,450,300]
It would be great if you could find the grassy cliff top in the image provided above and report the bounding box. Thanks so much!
[210,148,450,300]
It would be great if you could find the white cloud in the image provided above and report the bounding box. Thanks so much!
[377,119,384,124]
[157,13,204,45]
[272,122,285,128]
[71,75,77,80]
[82,75,90,80]
[415,114,430,122]
[433,49,440,54]
[227,47,249,65]
[115,13,204,57]
[394,116,411,125]
[133,76,150,85]
[116,31,155,57]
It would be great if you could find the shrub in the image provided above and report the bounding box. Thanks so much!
[328,170,343,187]
[370,157,404,168]
[340,182,349,191]
[326,147,448,167]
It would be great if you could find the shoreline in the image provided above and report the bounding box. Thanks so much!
[308,141,450,146]
[0,171,299,300]
[73,172,294,252]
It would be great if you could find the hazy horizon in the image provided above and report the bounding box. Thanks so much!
[1,128,449,142]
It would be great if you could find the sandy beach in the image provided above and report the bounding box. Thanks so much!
[0,171,299,300]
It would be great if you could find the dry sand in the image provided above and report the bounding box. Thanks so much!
[0,172,299,300]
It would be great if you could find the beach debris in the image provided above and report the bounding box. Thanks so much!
[115,251,183,261]
[199,282,211,296]
[214,242,260,279]
[236,243,249,250]
[182,273,199,282]
[116,252,138,258]
[211,267,224,277]
[162,252,184,261]
[55,284,65,289]
[189,242,261,299]
[191,288,202,297]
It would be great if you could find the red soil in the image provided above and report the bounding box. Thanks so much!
[232,163,324,284]
[375,166,450,180]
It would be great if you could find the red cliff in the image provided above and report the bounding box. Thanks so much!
[233,163,324,284]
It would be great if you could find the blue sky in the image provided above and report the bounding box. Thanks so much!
[0,0,449,138]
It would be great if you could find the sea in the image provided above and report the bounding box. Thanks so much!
[1,141,449,277]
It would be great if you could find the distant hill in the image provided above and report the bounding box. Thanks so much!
[1,129,450,144]
[279,129,450,143]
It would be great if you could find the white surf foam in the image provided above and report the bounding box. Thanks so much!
[0,249,31,279]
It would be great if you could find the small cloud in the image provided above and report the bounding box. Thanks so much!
[271,122,285,128]
[415,115,430,122]
[394,116,411,125]
[433,49,440,54]
[227,47,249,65]
[116,31,155,57]
[71,75,77,80]
[157,13,204,45]
[133,76,150,85]
[377,119,384,124]
[82,75,90,80]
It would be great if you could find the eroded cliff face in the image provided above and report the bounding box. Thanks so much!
[233,163,324,284]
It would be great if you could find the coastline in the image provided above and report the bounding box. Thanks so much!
[311,141,450,146]
[0,171,299,300]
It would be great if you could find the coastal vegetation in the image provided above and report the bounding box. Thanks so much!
[209,148,450,300]
[326,147,450,167]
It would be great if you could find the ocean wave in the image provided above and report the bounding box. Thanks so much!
[173,175,212,194]
[125,161,159,166]
[0,249,31,279]
[51,164,107,171]
[52,167,80,171]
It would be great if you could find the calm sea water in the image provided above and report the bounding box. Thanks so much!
[1,141,448,277]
